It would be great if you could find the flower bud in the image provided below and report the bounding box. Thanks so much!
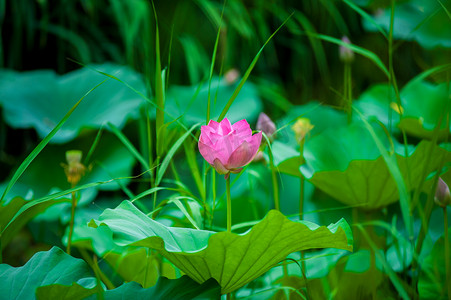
[198,118,262,179]
[224,69,240,85]
[339,36,354,63]
[390,102,404,114]
[256,112,276,141]
[292,118,314,144]
[435,177,451,208]
[63,150,86,186]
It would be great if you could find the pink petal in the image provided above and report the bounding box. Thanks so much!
[248,131,262,154]
[213,158,230,175]
[226,141,255,169]
[207,120,220,131]
[212,135,234,164]
[201,129,223,146]
[232,119,252,139]
[198,141,217,165]
[219,118,233,135]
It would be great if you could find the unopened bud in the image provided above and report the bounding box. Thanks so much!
[435,177,451,207]
[224,69,240,85]
[339,36,354,63]
[390,102,404,114]
[257,112,276,141]
[292,118,314,144]
[63,150,86,186]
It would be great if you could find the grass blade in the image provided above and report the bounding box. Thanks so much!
[155,123,199,186]
[354,109,413,239]
[207,0,225,123]
[152,1,165,158]
[217,13,293,122]
[343,0,388,39]
[0,79,108,203]
[307,33,390,78]
[108,122,150,171]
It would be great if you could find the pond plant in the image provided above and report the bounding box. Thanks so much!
[0,0,450,299]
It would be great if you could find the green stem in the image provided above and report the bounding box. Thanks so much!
[344,62,352,123]
[444,207,451,300]
[299,139,305,220]
[226,176,231,233]
[226,175,232,300]
[209,170,217,230]
[0,225,2,264]
[298,139,307,287]
[79,248,115,290]
[66,190,77,255]
[271,166,279,211]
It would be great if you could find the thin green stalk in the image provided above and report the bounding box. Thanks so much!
[444,207,451,300]
[226,176,231,233]
[299,139,305,220]
[298,139,307,285]
[226,175,232,300]
[344,62,352,122]
[146,104,154,182]
[66,189,77,255]
[209,170,217,230]
[0,225,2,264]
[79,248,115,290]
[271,166,279,211]
[152,2,165,158]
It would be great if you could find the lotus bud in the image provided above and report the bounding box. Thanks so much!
[292,118,314,144]
[256,112,276,141]
[339,36,354,63]
[224,69,240,85]
[435,177,451,208]
[62,150,86,186]
[198,118,262,179]
[390,102,404,114]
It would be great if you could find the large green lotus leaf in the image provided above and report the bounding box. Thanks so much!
[352,83,400,132]
[270,140,301,177]
[70,224,175,288]
[353,80,450,140]
[399,80,450,139]
[0,247,92,299]
[0,63,146,143]
[88,200,352,294]
[260,102,347,176]
[418,225,451,300]
[276,101,348,148]
[301,122,450,209]
[363,0,451,48]
[165,76,262,125]
[36,276,221,300]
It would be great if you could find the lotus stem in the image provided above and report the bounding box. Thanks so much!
[226,175,232,300]
[0,225,2,264]
[444,207,451,300]
[271,166,279,211]
[344,62,352,123]
[226,176,231,233]
[299,138,305,220]
[66,189,77,255]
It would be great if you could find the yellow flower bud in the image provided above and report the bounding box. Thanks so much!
[62,150,86,186]
[292,118,314,144]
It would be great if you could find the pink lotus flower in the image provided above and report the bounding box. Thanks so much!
[199,118,262,178]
